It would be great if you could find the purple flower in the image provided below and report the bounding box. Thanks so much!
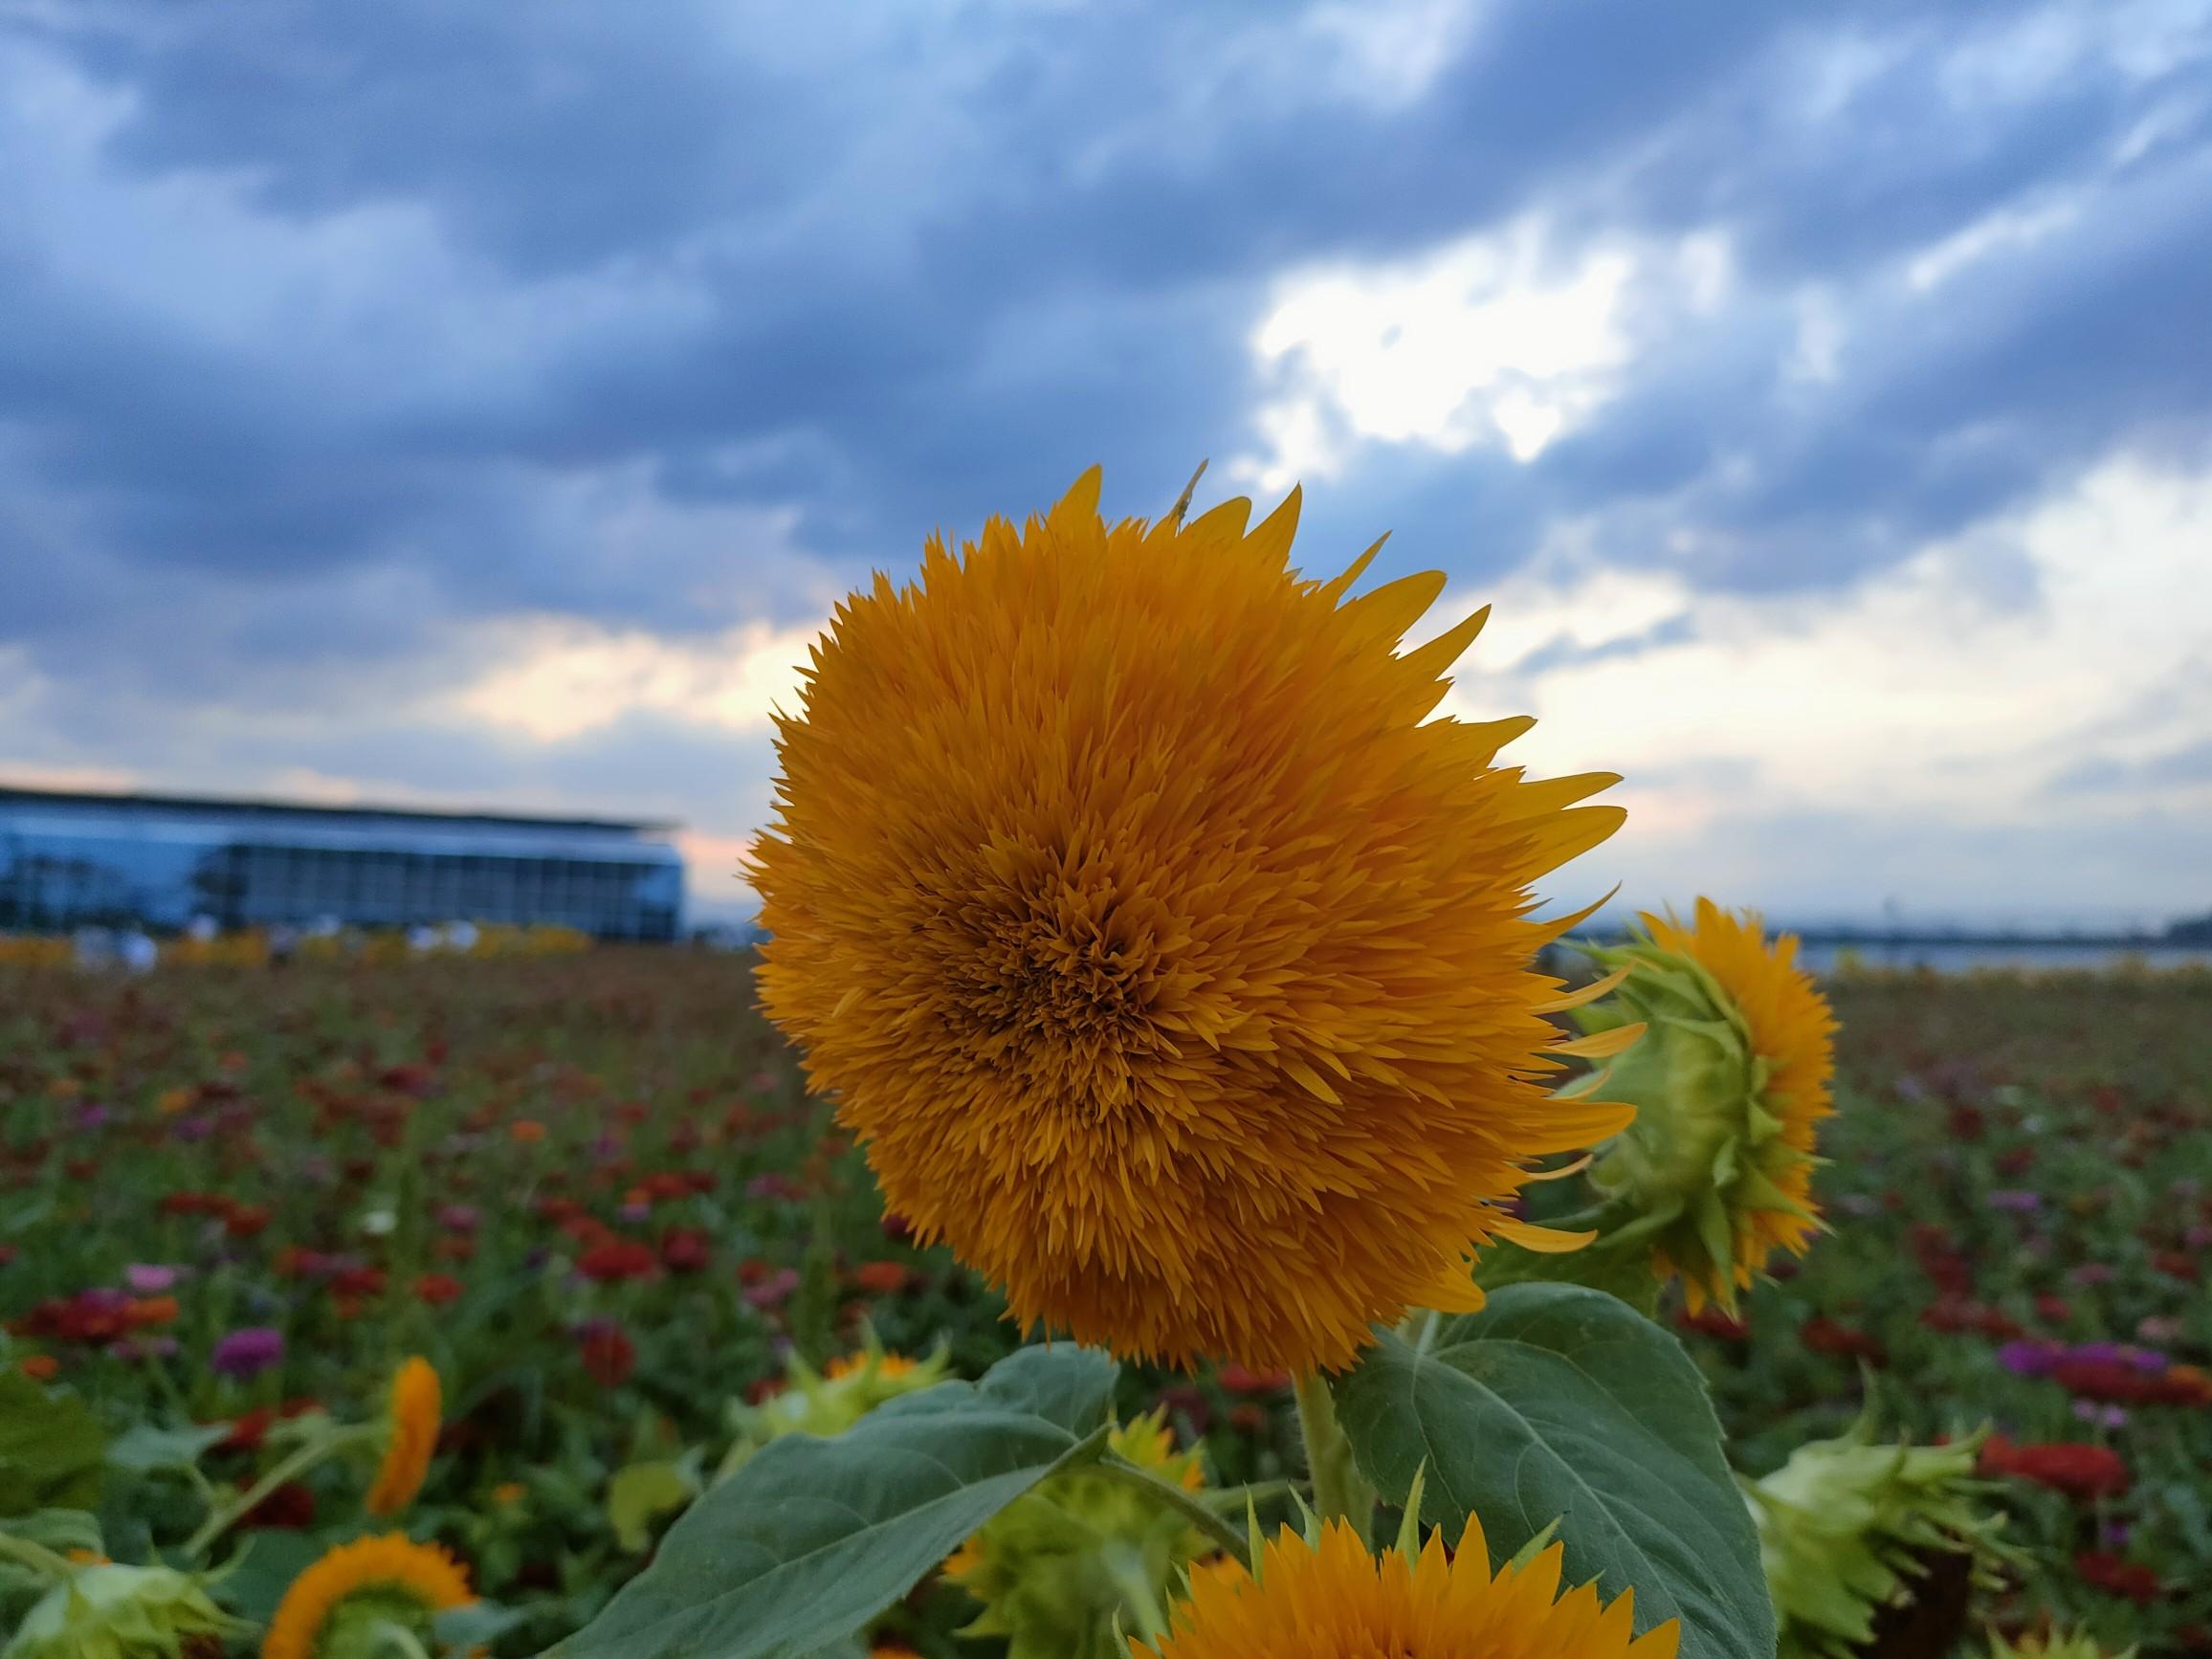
[72,1104,112,1132]
[2069,1341,2166,1372]
[2071,1399,2127,1428]
[124,1264,181,1294]
[171,1115,216,1143]
[2067,1263,2115,1287]
[437,1204,481,1233]
[618,1202,651,1225]
[210,1326,285,1380]
[1986,1189,2041,1212]
[1996,1340,2059,1378]
[743,1269,801,1310]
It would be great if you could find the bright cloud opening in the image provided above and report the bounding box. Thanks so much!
[1237,218,1729,487]
[1429,452,2212,920]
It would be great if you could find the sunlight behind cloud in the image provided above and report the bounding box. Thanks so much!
[1237,219,1728,487]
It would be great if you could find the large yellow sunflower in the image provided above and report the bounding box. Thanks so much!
[364,1356,441,1515]
[1140,1515,1677,1659]
[262,1533,472,1659]
[752,468,1628,1372]
[1583,898,1838,1312]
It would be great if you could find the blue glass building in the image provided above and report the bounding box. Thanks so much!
[0,785,684,940]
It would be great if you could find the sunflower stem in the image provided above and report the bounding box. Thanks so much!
[1292,1371,1375,1542]
[184,1424,378,1561]
[1093,1455,1251,1568]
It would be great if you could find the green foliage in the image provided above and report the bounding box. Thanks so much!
[607,1455,702,1553]
[0,1374,106,1516]
[1335,1283,1775,1659]
[546,1344,1120,1659]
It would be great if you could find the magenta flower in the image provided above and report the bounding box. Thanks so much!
[210,1326,285,1380]
[125,1264,182,1294]
[1987,1189,2041,1212]
[743,1269,801,1310]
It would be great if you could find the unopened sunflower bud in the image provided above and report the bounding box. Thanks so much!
[1988,1629,2135,1659]
[1749,1415,2015,1659]
[719,1342,950,1475]
[5,1562,242,1659]
[945,1410,1212,1659]
[1580,899,1836,1313]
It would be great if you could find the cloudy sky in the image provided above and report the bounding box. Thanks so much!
[3,1,2208,928]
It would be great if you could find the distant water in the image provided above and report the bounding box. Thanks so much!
[1792,940,2212,975]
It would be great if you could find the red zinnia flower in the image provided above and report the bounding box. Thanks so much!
[411,1273,465,1308]
[2073,1550,2160,1604]
[577,1239,656,1282]
[1979,1434,2130,1500]
[1216,1363,1294,1395]
[659,1228,713,1274]
[851,1260,911,1295]
[1799,1315,1889,1366]
[240,1480,318,1531]
[327,1267,387,1299]
[578,1324,636,1386]
[1676,1306,1749,1341]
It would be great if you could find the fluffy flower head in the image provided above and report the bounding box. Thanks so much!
[261,1533,473,1659]
[753,468,1628,1370]
[1582,898,1837,1313]
[1139,1513,1677,1659]
[364,1356,440,1515]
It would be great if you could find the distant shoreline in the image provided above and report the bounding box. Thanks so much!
[1577,929,2209,951]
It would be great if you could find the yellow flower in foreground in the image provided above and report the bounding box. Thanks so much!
[1140,1515,1677,1659]
[1583,898,1837,1314]
[752,467,1629,1371]
[365,1356,441,1515]
[262,1533,472,1659]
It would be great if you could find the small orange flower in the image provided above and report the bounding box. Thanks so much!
[510,1118,547,1144]
[123,1295,180,1329]
[19,1355,59,1382]
[365,1357,441,1515]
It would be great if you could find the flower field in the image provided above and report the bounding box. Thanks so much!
[3,951,2206,1654]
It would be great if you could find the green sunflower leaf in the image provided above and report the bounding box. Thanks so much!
[0,1374,106,1516]
[1335,1283,1774,1659]
[542,1343,1119,1659]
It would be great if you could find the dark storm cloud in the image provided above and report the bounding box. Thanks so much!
[0,0,2206,865]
